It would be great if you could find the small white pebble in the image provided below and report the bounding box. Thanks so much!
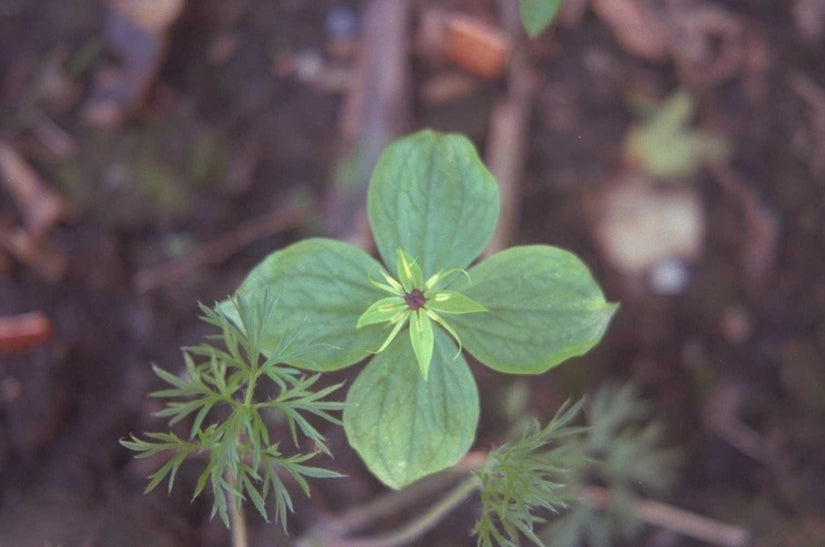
[648,258,690,295]
[293,50,324,81]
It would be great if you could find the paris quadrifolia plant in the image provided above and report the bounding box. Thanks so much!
[124,129,621,541]
[229,130,616,489]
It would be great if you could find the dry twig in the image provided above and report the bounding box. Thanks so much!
[483,0,538,256]
[0,140,75,238]
[708,161,778,291]
[133,204,310,293]
[324,0,412,248]
[788,70,825,178]
[582,486,751,547]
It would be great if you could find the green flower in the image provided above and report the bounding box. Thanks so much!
[231,130,617,488]
[357,248,486,380]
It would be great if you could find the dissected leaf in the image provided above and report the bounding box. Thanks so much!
[343,330,479,489]
[124,293,345,530]
[519,0,564,38]
[368,130,500,277]
[233,238,387,370]
[449,246,618,374]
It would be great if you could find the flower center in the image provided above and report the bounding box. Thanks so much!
[404,289,426,311]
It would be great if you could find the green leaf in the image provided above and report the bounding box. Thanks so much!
[409,310,434,379]
[368,130,500,276]
[426,290,487,315]
[519,0,563,38]
[449,246,618,374]
[233,238,387,370]
[343,329,479,489]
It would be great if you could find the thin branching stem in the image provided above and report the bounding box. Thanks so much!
[226,349,260,547]
[335,476,482,547]
[226,469,248,547]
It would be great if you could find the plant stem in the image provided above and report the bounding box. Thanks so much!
[337,475,481,547]
[226,469,248,547]
[228,357,258,547]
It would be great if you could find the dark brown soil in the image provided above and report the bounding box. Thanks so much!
[1,1,824,545]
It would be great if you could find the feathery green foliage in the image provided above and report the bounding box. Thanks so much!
[544,384,681,547]
[474,399,587,547]
[471,384,679,547]
[121,293,344,529]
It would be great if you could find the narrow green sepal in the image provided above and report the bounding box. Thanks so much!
[424,268,472,291]
[373,268,404,294]
[369,278,402,295]
[373,316,408,355]
[357,296,407,328]
[397,249,424,293]
[426,310,464,359]
[410,310,434,380]
[426,290,487,315]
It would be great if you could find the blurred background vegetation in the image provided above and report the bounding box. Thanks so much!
[1,0,824,545]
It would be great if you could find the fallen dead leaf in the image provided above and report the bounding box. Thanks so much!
[0,312,54,355]
[416,8,512,79]
[591,0,669,61]
[82,0,185,126]
[444,15,512,79]
[110,0,185,32]
[591,171,704,276]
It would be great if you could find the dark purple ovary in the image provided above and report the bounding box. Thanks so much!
[404,289,426,311]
